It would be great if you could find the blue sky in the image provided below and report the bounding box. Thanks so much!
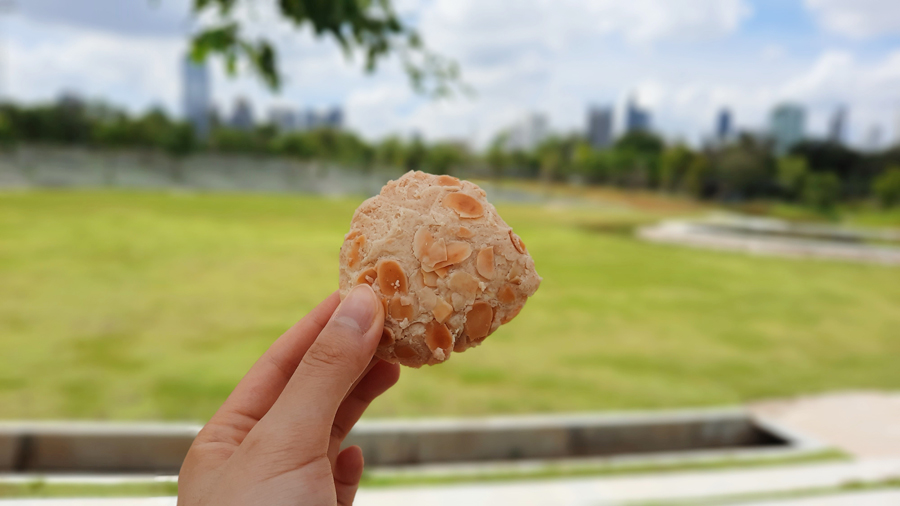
[4,0,900,149]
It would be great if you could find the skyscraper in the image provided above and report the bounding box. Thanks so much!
[587,106,613,149]
[769,104,806,155]
[625,97,651,133]
[716,108,732,141]
[230,97,254,131]
[828,106,847,144]
[269,107,297,132]
[323,106,344,129]
[506,113,548,151]
[182,56,211,139]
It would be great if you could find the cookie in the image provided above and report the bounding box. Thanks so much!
[338,171,541,367]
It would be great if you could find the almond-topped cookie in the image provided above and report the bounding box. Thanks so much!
[338,171,541,367]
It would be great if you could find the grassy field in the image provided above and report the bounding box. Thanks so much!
[1,189,899,421]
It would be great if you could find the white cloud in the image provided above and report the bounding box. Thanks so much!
[7,0,900,150]
[805,0,900,38]
[7,19,184,113]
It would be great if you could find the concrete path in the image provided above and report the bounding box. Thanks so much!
[1,459,898,505]
[740,490,900,505]
[639,220,900,265]
[751,391,900,459]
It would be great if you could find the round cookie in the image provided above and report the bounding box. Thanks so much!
[338,171,541,368]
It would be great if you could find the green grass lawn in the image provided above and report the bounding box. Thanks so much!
[1,190,899,421]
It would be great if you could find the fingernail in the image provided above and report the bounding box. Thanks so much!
[333,284,377,334]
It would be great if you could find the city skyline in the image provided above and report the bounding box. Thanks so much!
[5,0,900,149]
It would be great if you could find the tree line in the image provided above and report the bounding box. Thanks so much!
[0,99,898,209]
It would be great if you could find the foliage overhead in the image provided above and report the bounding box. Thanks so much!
[189,0,467,98]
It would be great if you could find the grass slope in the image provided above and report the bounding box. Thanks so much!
[1,190,899,420]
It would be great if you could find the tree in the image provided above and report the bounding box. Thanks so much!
[659,144,694,192]
[712,134,775,200]
[683,154,712,199]
[802,172,841,212]
[776,156,809,200]
[425,142,468,175]
[189,0,465,97]
[873,167,900,208]
[486,133,510,181]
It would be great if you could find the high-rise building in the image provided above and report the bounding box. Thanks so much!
[506,113,548,151]
[182,56,211,139]
[230,97,254,131]
[894,111,900,147]
[269,107,297,132]
[828,106,847,144]
[769,103,806,155]
[716,108,732,141]
[625,96,651,133]
[322,106,344,129]
[587,106,613,149]
[866,124,883,151]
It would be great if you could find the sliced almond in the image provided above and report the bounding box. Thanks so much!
[465,301,493,340]
[436,175,461,186]
[476,247,495,280]
[417,288,438,311]
[507,261,524,285]
[421,269,439,288]
[415,228,448,271]
[509,230,527,254]
[380,327,395,347]
[449,271,480,299]
[434,266,450,278]
[444,192,484,218]
[433,241,472,270]
[498,284,517,305]
[425,320,453,355]
[345,230,360,240]
[395,344,418,359]
[378,260,408,296]
[500,303,523,324]
[389,295,415,322]
[356,268,377,286]
[380,297,389,317]
[348,235,366,269]
[432,298,453,323]
[457,226,474,239]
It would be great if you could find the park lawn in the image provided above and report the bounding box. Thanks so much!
[1,190,899,421]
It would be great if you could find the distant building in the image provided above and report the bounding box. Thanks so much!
[506,113,548,151]
[625,96,651,133]
[230,97,254,131]
[894,111,900,147]
[268,107,297,132]
[182,56,211,140]
[586,106,613,149]
[828,106,847,144]
[769,103,806,155]
[322,107,344,129]
[866,124,883,151]
[716,108,732,141]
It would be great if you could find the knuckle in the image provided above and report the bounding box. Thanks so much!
[330,420,351,442]
[303,340,351,370]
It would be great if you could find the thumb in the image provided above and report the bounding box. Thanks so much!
[250,284,384,457]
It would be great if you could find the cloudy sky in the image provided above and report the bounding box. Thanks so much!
[4,0,900,148]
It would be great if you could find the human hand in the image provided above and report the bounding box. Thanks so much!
[178,285,399,506]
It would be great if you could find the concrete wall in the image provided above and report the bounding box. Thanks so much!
[0,410,817,474]
[0,145,399,196]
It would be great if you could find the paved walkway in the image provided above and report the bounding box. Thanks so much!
[6,459,898,506]
[639,220,900,265]
[751,391,900,459]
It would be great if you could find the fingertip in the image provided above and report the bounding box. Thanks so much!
[335,445,365,482]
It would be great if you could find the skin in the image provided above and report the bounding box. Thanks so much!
[178,285,399,505]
